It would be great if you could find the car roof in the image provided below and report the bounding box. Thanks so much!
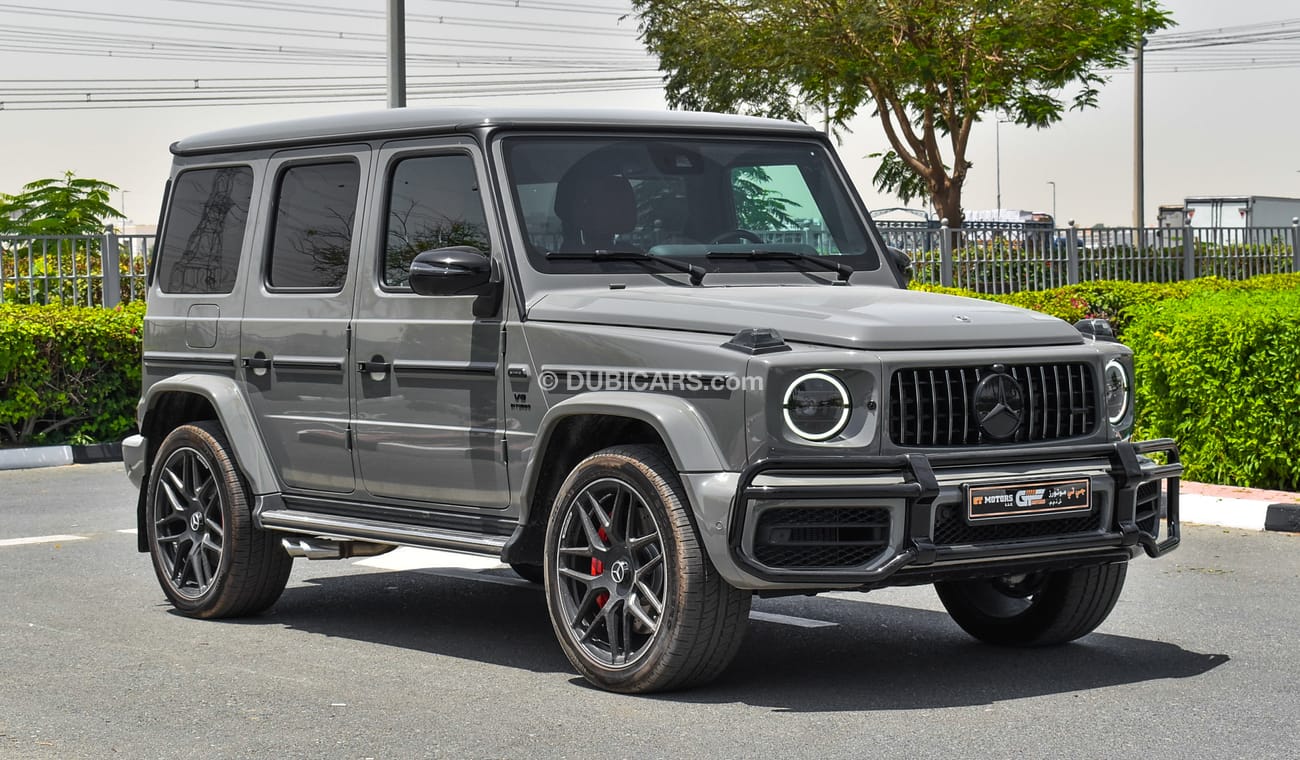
[171,106,819,156]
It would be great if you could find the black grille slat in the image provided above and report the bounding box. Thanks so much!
[889,363,1098,447]
[753,507,892,569]
[932,504,1103,545]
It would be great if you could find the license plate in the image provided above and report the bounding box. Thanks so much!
[966,479,1091,522]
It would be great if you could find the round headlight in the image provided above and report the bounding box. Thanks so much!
[1103,359,1130,424]
[782,372,851,441]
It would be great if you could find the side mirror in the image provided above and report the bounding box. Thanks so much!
[1074,318,1118,343]
[408,246,495,297]
[887,246,913,286]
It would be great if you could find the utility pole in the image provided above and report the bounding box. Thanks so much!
[387,0,406,108]
[1047,181,1057,226]
[1133,2,1145,228]
[995,118,1011,210]
[996,119,1002,210]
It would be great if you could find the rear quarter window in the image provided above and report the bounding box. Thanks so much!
[154,166,254,294]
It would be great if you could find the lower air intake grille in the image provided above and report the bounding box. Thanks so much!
[1135,480,1162,535]
[890,363,1098,447]
[753,507,891,569]
[932,504,1103,545]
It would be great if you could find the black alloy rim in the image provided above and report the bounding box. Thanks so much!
[152,446,225,599]
[554,477,668,668]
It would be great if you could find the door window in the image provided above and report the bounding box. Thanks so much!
[266,161,361,291]
[382,154,491,288]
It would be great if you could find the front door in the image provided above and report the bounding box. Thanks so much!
[351,138,509,509]
[239,148,369,494]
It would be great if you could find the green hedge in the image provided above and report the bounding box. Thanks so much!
[916,274,1300,490]
[1125,289,1300,491]
[0,301,144,446]
[916,273,1300,339]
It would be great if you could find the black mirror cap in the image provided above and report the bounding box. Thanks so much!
[1074,317,1118,343]
[887,246,913,287]
[409,246,495,297]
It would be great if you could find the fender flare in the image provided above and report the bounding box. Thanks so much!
[139,374,279,495]
[520,391,729,514]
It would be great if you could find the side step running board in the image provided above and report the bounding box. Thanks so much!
[258,508,507,558]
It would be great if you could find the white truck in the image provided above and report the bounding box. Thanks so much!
[1182,196,1300,229]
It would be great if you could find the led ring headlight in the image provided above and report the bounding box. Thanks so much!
[1103,359,1130,424]
[782,372,851,441]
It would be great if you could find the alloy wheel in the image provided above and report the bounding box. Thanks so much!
[553,477,667,668]
[151,446,225,599]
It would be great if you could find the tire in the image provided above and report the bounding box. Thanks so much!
[934,562,1128,646]
[509,562,544,584]
[543,445,750,693]
[145,421,293,619]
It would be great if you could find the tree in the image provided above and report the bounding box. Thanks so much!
[0,171,122,236]
[631,0,1171,226]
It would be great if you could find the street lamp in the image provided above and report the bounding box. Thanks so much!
[1047,181,1057,227]
[995,118,1012,210]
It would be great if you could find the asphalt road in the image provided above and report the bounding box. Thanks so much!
[1,463,1297,760]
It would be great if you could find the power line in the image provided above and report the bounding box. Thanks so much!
[162,0,639,36]
[0,4,641,56]
[0,80,663,112]
[0,26,649,69]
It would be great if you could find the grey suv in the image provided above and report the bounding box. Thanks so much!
[124,107,1181,693]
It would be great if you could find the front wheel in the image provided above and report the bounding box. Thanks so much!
[935,562,1128,646]
[145,421,292,618]
[544,445,750,693]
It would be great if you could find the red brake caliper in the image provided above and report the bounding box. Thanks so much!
[593,527,609,609]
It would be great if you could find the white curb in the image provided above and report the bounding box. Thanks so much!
[0,445,73,471]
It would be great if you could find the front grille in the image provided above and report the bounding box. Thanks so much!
[932,504,1103,545]
[890,363,1098,447]
[752,507,891,568]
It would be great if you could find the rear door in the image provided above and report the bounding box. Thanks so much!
[350,137,509,509]
[239,147,370,494]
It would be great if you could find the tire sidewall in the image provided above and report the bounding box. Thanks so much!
[543,450,688,691]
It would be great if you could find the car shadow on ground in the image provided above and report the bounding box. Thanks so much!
[221,566,1228,711]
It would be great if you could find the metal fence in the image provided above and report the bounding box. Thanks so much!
[2,222,1298,306]
[877,220,1300,293]
[0,230,153,307]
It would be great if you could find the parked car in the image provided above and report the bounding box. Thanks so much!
[124,107,1182,693]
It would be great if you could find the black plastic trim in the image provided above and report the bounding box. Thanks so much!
[728,439,1182,584]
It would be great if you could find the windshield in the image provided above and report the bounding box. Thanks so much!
[501,135,879,278]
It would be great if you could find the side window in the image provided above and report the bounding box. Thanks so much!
[729,164,849,255]
[267,161,360,291]
[155,166,254,294]
[383,154,490,288]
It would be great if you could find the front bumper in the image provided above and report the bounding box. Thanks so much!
[698,439,1180,590]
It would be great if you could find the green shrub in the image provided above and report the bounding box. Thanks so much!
[0,301,144,446]
[913,273,1300,489]
[1124,288,1300,491]
[913,273,1300,339]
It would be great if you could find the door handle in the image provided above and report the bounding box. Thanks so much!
[242,356,272,370]
[357,359,392,374]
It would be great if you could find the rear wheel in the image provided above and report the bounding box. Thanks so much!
[145,421,292,618]
[544,445,750,693]
[935,562,1128,646]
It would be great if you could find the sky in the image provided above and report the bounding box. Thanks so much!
[2,0,1298,229]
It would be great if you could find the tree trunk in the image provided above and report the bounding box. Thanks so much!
[934,183,965,228]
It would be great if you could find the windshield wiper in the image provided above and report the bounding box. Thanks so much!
[706,249,853,283]
[546,249,706,286]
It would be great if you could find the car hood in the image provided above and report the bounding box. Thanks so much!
[526,285,1083,350]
